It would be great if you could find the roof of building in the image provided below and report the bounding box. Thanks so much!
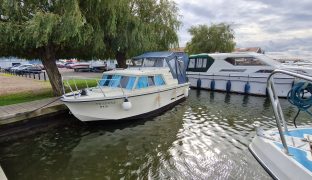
[234,47,263,53]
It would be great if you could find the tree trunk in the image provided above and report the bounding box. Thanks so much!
[41,45,63,96]
[115,52,127,68]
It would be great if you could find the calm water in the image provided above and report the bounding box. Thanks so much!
[1,90,312,180]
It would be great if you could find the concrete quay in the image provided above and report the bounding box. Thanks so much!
[0,97,65,125]
[0,98,68,142]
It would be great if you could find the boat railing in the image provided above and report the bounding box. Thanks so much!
[267,69,312,154]
[61,76,126,99]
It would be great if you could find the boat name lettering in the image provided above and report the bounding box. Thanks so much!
[96,101,119,108]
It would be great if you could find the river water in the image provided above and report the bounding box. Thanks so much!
[1,90,311,180]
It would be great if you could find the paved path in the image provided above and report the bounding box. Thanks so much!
[0,97,66,125]
[0,73,51,96]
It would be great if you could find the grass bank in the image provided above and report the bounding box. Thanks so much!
[0,79,98,106]
[0,89,53,106]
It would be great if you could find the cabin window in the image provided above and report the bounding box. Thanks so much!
[144,58,164,67]
[100,75,112,86]
[195,58,207,68]
[130,59,143,67]
[119,76,130,88]
[168,58,177,79]
[136,76,149,89]
[126,77,136,90]
[202,58,207,67]
[135,75,165,89]
[188,58,196,68]
[225,57,268,66]
[220,69,246,72]
[154,75,165,86]
[108,75,122,87]
[187,57,214,72]
[196,58,203,68]
[148,76,155,86]
[100,75,136,90]
[255,70,273,73]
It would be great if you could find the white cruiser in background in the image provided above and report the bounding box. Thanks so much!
[61,52,190,121]
[187,52,312,97]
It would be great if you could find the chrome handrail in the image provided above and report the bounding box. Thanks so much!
[267,69,312,155]
[62,76,128,98]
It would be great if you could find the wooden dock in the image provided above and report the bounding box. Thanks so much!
[0,97,66,125]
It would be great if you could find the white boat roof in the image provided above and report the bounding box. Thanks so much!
[191,52,281,67]
[102,68,169,76]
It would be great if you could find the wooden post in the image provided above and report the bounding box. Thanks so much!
[38,72,41,80]
[44,72,46,81]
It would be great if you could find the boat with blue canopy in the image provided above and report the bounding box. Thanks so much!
[61,51,190,121]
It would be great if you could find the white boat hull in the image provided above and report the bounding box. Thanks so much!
[63,84,189,121]
[188,74,293,97]
[249,128,312,180]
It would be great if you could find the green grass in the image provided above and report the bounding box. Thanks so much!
[0,73,13,77]
[0,79,99,106]
[0,90,54,106]
[63,79,98,93]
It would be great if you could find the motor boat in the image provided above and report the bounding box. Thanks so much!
[186,52,312,97]
[61,51,190,121]
[249,69,312,179]
[70,62,91,72]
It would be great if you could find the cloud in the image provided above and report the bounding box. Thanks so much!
[175,0,312,58]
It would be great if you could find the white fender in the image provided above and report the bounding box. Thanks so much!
[184,88,189,97]
[122,99,132,111]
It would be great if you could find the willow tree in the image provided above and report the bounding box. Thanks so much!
[186,23,236,54]
[0,0,99,96]
[98,0,181,67]
[0,0,180,96]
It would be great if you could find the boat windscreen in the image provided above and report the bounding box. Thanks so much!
[129,59,143,67]
[129,58,165,67]
[100,75,136,90]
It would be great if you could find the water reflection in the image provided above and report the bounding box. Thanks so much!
[242,95,249,107]
[1,90,311,179]
[224,93,231,104]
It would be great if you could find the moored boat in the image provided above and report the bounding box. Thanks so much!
[249,69,312,179]
[70,62,90,71]
[61,51,190,121]
[187,52,312,97]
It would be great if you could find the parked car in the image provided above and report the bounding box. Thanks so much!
[4,64,19,72]
[9,64,21,72]
[14,64,34,74]
[38,64,45,70]
[65,62,74,69]
[56,62,65,68]
[21,65,42,74]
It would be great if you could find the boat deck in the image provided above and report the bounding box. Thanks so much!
[267,128,312,172]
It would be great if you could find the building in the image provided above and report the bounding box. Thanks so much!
[234,47,265,54]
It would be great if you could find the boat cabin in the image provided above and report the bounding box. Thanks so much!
[99,73,166,91]
[187,52,280,74]
[129,51,189,84]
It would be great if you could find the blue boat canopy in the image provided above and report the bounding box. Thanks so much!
[131,51,189,84]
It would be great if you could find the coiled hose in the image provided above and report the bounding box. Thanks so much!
[287,82,312,127]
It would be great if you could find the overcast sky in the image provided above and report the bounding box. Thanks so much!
[175,0,312,59]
